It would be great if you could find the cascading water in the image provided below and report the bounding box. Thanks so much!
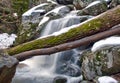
[12,5,92,83]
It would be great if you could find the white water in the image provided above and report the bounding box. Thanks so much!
[12,11,85,83]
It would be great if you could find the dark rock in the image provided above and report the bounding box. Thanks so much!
[53,76,67,83]
[56,0,73,5]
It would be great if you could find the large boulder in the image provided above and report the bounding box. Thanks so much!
[81,46,120,80]
[77,0,108,16]
[0,50,18,83]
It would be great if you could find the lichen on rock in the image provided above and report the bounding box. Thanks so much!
[81,46,120,80]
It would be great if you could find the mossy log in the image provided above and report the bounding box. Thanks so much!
[14,26,120,61]
[7,5,120,56]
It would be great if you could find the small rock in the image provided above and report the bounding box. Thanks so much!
[53,76,67,83]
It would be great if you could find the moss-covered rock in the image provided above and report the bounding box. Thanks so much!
[81,46,120,80]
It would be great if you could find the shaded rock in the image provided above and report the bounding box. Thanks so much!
[0,50,18,83]
[77,1,108,16]
[81,46,120,80]
[56,0,73,5]
[53,76,67,83]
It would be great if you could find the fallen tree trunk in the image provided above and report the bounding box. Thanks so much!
[14,26,120,61]
[7,5,120,56]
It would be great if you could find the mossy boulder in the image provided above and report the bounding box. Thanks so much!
[81,46,120,80]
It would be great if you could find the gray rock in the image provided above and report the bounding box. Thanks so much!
[82,0,108,16]
[81,46,120,80]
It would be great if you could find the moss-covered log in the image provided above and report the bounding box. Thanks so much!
[7,5,120,56]
[14,26,120,61]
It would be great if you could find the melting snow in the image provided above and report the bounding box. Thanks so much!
[47,0,58,4]
[39,16,50,26]
[0,33,17,49]
[92,36,120,52]
[22,3,48,16]
[85,1,101,8]
[44,6,69,16]
[98,76,118,83]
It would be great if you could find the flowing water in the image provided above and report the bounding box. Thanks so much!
[12,6,92,83]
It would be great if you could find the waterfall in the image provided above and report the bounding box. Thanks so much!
[12,5,92,83]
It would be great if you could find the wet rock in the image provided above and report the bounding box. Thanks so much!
[53,76,67,83]
[56,0,73,5]
[0,50,18,83]
[78,1,108,16]
[81,46,120,80]
[55,50,81,77]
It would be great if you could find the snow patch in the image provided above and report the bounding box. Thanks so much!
[47,0,58,4]
[0,33,17,49]
[45,6,69,16]
[39,16,50,26]
[92,36,120,52]
[22,3,48,16]
[98,76,118,83]
[85,1,101,8]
